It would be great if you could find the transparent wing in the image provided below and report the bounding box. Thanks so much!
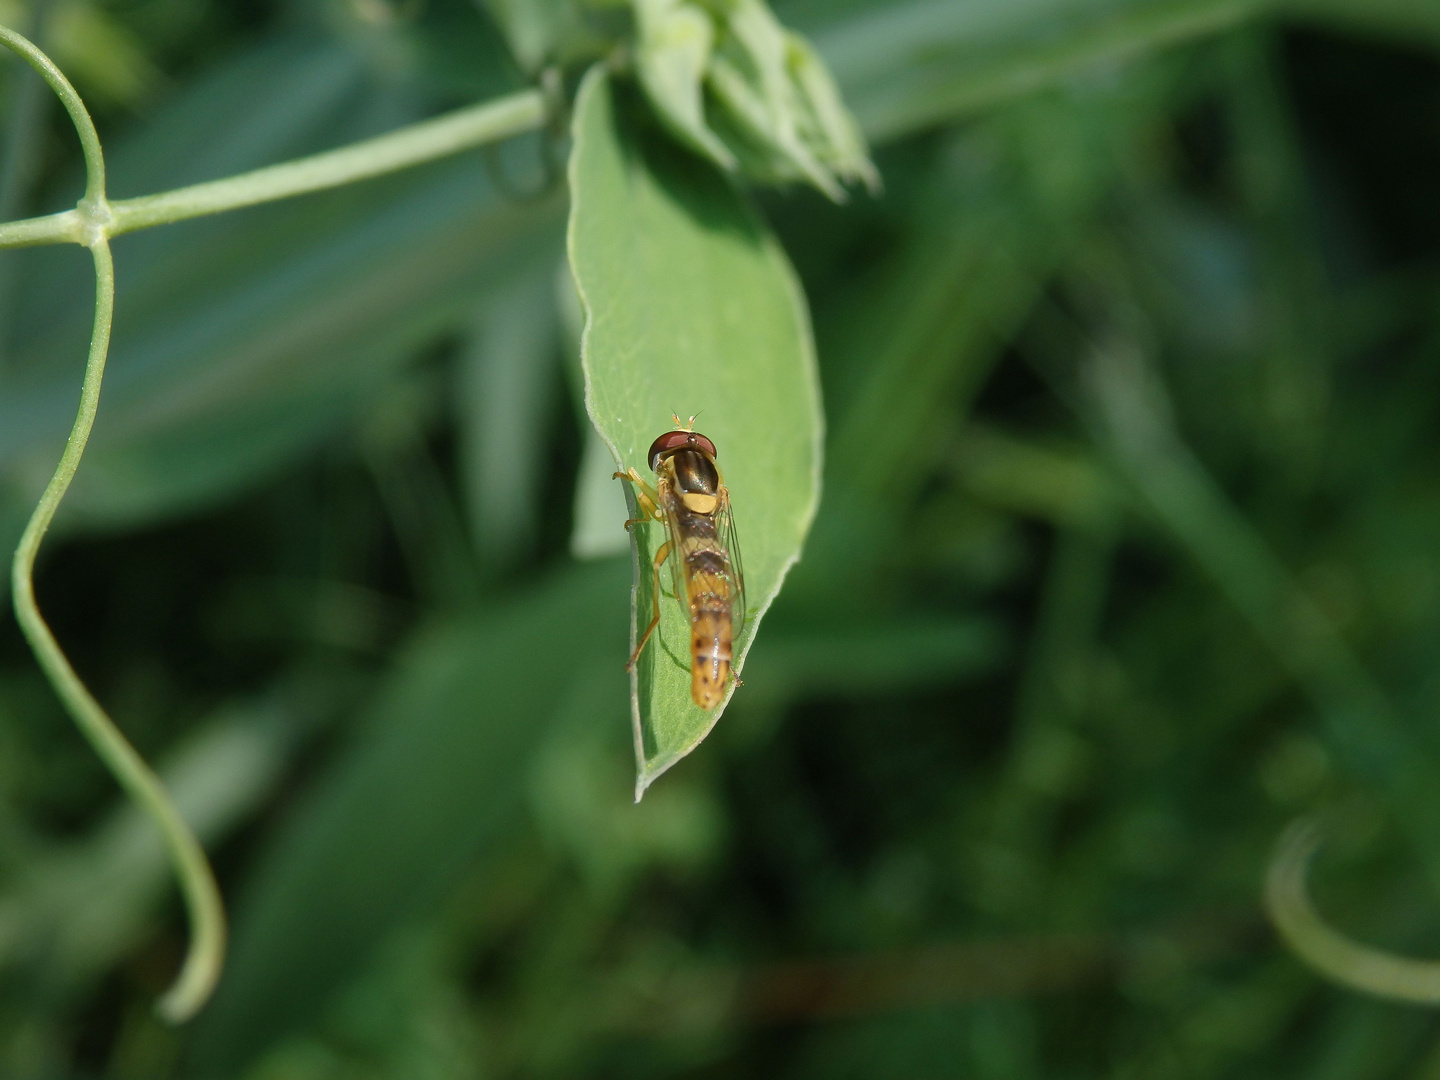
[657,477,689,607]
[716,485,747,636]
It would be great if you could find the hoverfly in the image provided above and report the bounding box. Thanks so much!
[614,416,745,709]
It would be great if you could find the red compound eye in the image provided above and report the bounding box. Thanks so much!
[647,429,718,472]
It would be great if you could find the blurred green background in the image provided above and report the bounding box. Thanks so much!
[2,0,1440,1076]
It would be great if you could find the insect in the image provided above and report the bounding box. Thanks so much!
[614,416,746,709]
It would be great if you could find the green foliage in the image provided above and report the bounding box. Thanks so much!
[3,0,1440,1076]
[568,67,821,793]
[191,561,629,1074]
[482,0,879,198]
[632,0,878,198]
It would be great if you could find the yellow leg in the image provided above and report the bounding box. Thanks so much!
[614,468,664,531]
[627,540,671,670]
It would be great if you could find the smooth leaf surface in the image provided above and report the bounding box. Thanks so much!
[568,69,822,796]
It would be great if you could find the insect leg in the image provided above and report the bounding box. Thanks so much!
[627,540,672,670]
[614,468,664,531]
[630,541,671,666]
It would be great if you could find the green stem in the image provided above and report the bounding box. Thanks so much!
[0,0,55,374]
[0,25,103,201]
[0,87,550,248]
[2,24,223,1022]
[1266,818,1440,1004]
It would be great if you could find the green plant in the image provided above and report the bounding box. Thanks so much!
[2,0,869,1023]
[3,0,1440,1076]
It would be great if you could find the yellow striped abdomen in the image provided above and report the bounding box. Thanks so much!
[660,447,740,711]
[689,579,733,709]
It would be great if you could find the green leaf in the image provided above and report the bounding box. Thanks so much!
[567,67,822,797]
[633,0,738,172]
[457,261,563,573]
[783,29,879,191]
[708,0,847,198]
[189,559,629,1076]
[480,0,610,72]
[796,0,1261,144]
[739,614,1006,708]
[622,0,877,199]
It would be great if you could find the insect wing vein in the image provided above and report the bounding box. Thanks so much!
[717,486,747,636]
[657,476,690,608]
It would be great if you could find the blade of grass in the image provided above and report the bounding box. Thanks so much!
[190,559,629,1074]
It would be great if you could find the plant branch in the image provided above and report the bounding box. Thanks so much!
[1266,818,1440,1004]
[0,25,103,202]
[0,0,55,373]
[0,87,550,248]
[2,24,224,1023]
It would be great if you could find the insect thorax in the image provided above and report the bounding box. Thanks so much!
[669,449,719,496]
